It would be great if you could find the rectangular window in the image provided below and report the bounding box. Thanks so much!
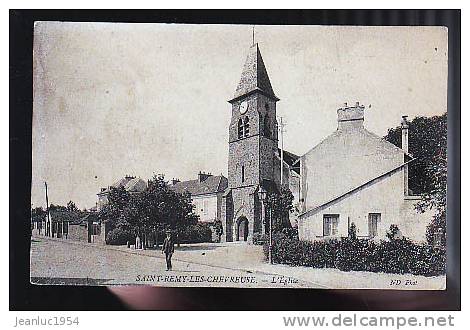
[368,213,381,238]
[323,214,339,236]
[203,200,209,216]
[241,165,245,183]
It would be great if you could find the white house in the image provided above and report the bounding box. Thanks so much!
[170,172,228,223]
[295,102,432,242]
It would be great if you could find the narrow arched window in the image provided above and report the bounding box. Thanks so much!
[244,117,250,137]
[238,118,243,139]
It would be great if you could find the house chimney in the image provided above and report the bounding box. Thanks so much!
[401,115,409,195]
[337,102,365,130]
[401,115,409,153]
[198,171,212,183]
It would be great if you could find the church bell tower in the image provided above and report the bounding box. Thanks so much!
[222,42,280,243]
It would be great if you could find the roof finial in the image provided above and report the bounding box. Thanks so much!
[252,25,255,46]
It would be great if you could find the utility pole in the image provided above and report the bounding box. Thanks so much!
[278,117,286,186]
[45,182,51,237]
[269,207,273,264]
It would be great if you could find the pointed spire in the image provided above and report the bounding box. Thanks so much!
[229,43,279,103]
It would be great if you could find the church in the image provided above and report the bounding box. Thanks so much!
[220,43,300,243]
[89,41,431,245]
[220,42,431,243]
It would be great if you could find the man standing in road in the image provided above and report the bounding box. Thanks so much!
[162,230,175,271]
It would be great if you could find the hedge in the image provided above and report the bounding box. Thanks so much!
[264,231,445,277]
[106,227,134,245]
[177,223,213,244]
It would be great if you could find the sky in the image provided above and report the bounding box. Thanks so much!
[32,23,448,209]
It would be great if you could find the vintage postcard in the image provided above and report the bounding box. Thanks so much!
[31,23,448,289]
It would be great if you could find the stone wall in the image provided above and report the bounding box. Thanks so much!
[222,192,234,242]
[228,138,260,188]
[229,94,260,143]
[68,223,88,241]
[226,91,279,243]
[226,186,263,242]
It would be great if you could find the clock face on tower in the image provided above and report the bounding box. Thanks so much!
[239,101,248,114]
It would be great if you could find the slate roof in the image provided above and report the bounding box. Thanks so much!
[230,43,278,102]
[278,148,299,165]
[124,177,147,192]
[170,175,228,196]
[276,148,300,175]
[98,176,147,195]
[112,176,134,189]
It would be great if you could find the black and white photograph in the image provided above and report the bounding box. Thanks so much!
[28,22,450,290]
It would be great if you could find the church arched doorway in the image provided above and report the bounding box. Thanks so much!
[236,217,249,241]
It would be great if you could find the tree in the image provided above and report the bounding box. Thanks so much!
[384,113,447,195]
[265,186,294,232]
[384,113,447,246]
[416,133,447,246]
[213,219,224,242]
[348,222,357,240]
[386,224,403,241]
[66,200,79,213]
[111,174,199,247]
[98,174,200,247]
[121,193,148,246]
[98,186,131,229]
[31,206,46,223]
[49,204,67,212]
[145,175,198,244]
